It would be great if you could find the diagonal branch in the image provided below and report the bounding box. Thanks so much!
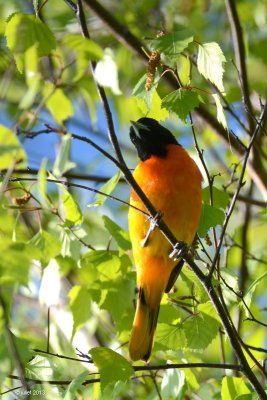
[63,2,267,397]
[82,0,267,199]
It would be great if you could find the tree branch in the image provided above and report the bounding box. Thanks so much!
[208,102,267,278]
[0,291,31,396]
[62,3,267,397]
[224,0,254,132]
[82,0,267,199]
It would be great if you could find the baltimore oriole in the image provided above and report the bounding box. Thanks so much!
[128,117,202,361]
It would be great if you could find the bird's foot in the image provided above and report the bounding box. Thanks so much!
[141,211,163,247]
[169,241,188,260]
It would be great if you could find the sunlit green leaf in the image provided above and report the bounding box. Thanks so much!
[43,82,73,124]
[69,285,91,339]
[0,241,38,285]
[221,376,251,400]
[161,369,185,400]
[197,42,226,93]
[162,89,200,122]
[148,29,194,61]
[0,125,27,169]
[100,276,135,325]
[132,72,160,108]
[242,271,267,317]
[202,186,229,209]
[53,134,76,177]
[212,93,228,130]
[90,347,134,390]
[5,12,56,72]
[37,158,52,208]
[28,229,61,267]
[155,322,186,350]
[62,190,83,226]
[198,204,225,237]
[139,90,169,121]
[88,170,121,207]
[19,45,41,109]
[183,305,220,350]
[103,215,131,250]
[63,34,103,60]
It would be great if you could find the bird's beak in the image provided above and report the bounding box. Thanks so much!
[130,120,150,138]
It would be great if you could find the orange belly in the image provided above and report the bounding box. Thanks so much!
[128,144,202,306]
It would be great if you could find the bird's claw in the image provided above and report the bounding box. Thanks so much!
[169,241,188,260]
[141,211,163,247]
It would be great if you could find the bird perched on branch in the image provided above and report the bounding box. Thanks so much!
[128,117,202,362]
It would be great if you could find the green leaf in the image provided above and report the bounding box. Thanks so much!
[132,72,160,108]
[221,376,251,400]
[5,13,56,72]
[100,276,135,325]
[89,347,134,391]
[43,82,73,124]
[63,34,103,60]
[161,369,185,400]
[62,35,103,82]
[181,268,208,303]
[198,204,225,237]
[28,229,61,267]
[19,45,41,109]
[97,251,121,281]
[148,29,194,61]
[88,170,121,207]
[139,90,169,121]
[242,271,267,317]
[183,304,220,350]
[235,395,254,400]
[53,134,76,177]
[155,322,187,350]
[197,42,226,93]
[220,269,240,304]
[62,189,83,226]
[0,241,37,285]
[64,370,88,400]
[162,89,200,122]
[69,285,91,340]
[79,250,121,283]
[103,215,131,250]
[212,93,228,130]
[37,158,52,208]
[0,125,27,169]
[202,186,229,209]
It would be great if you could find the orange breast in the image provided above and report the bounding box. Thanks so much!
[128,144,202,302]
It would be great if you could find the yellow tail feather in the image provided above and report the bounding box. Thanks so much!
[129,299,159,362]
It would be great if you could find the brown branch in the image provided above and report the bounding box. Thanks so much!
[63,3,267,397]
[6,176,147,216]
[0,291,31,395]
[83,0,267,198]
[224,0,254,132]
[208,103,267,278]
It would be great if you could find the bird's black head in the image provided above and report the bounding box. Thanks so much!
[129,117,179,161]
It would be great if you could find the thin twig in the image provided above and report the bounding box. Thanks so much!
[208,103,267,278]
[7,176,148,216]
[0,292,31,395]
